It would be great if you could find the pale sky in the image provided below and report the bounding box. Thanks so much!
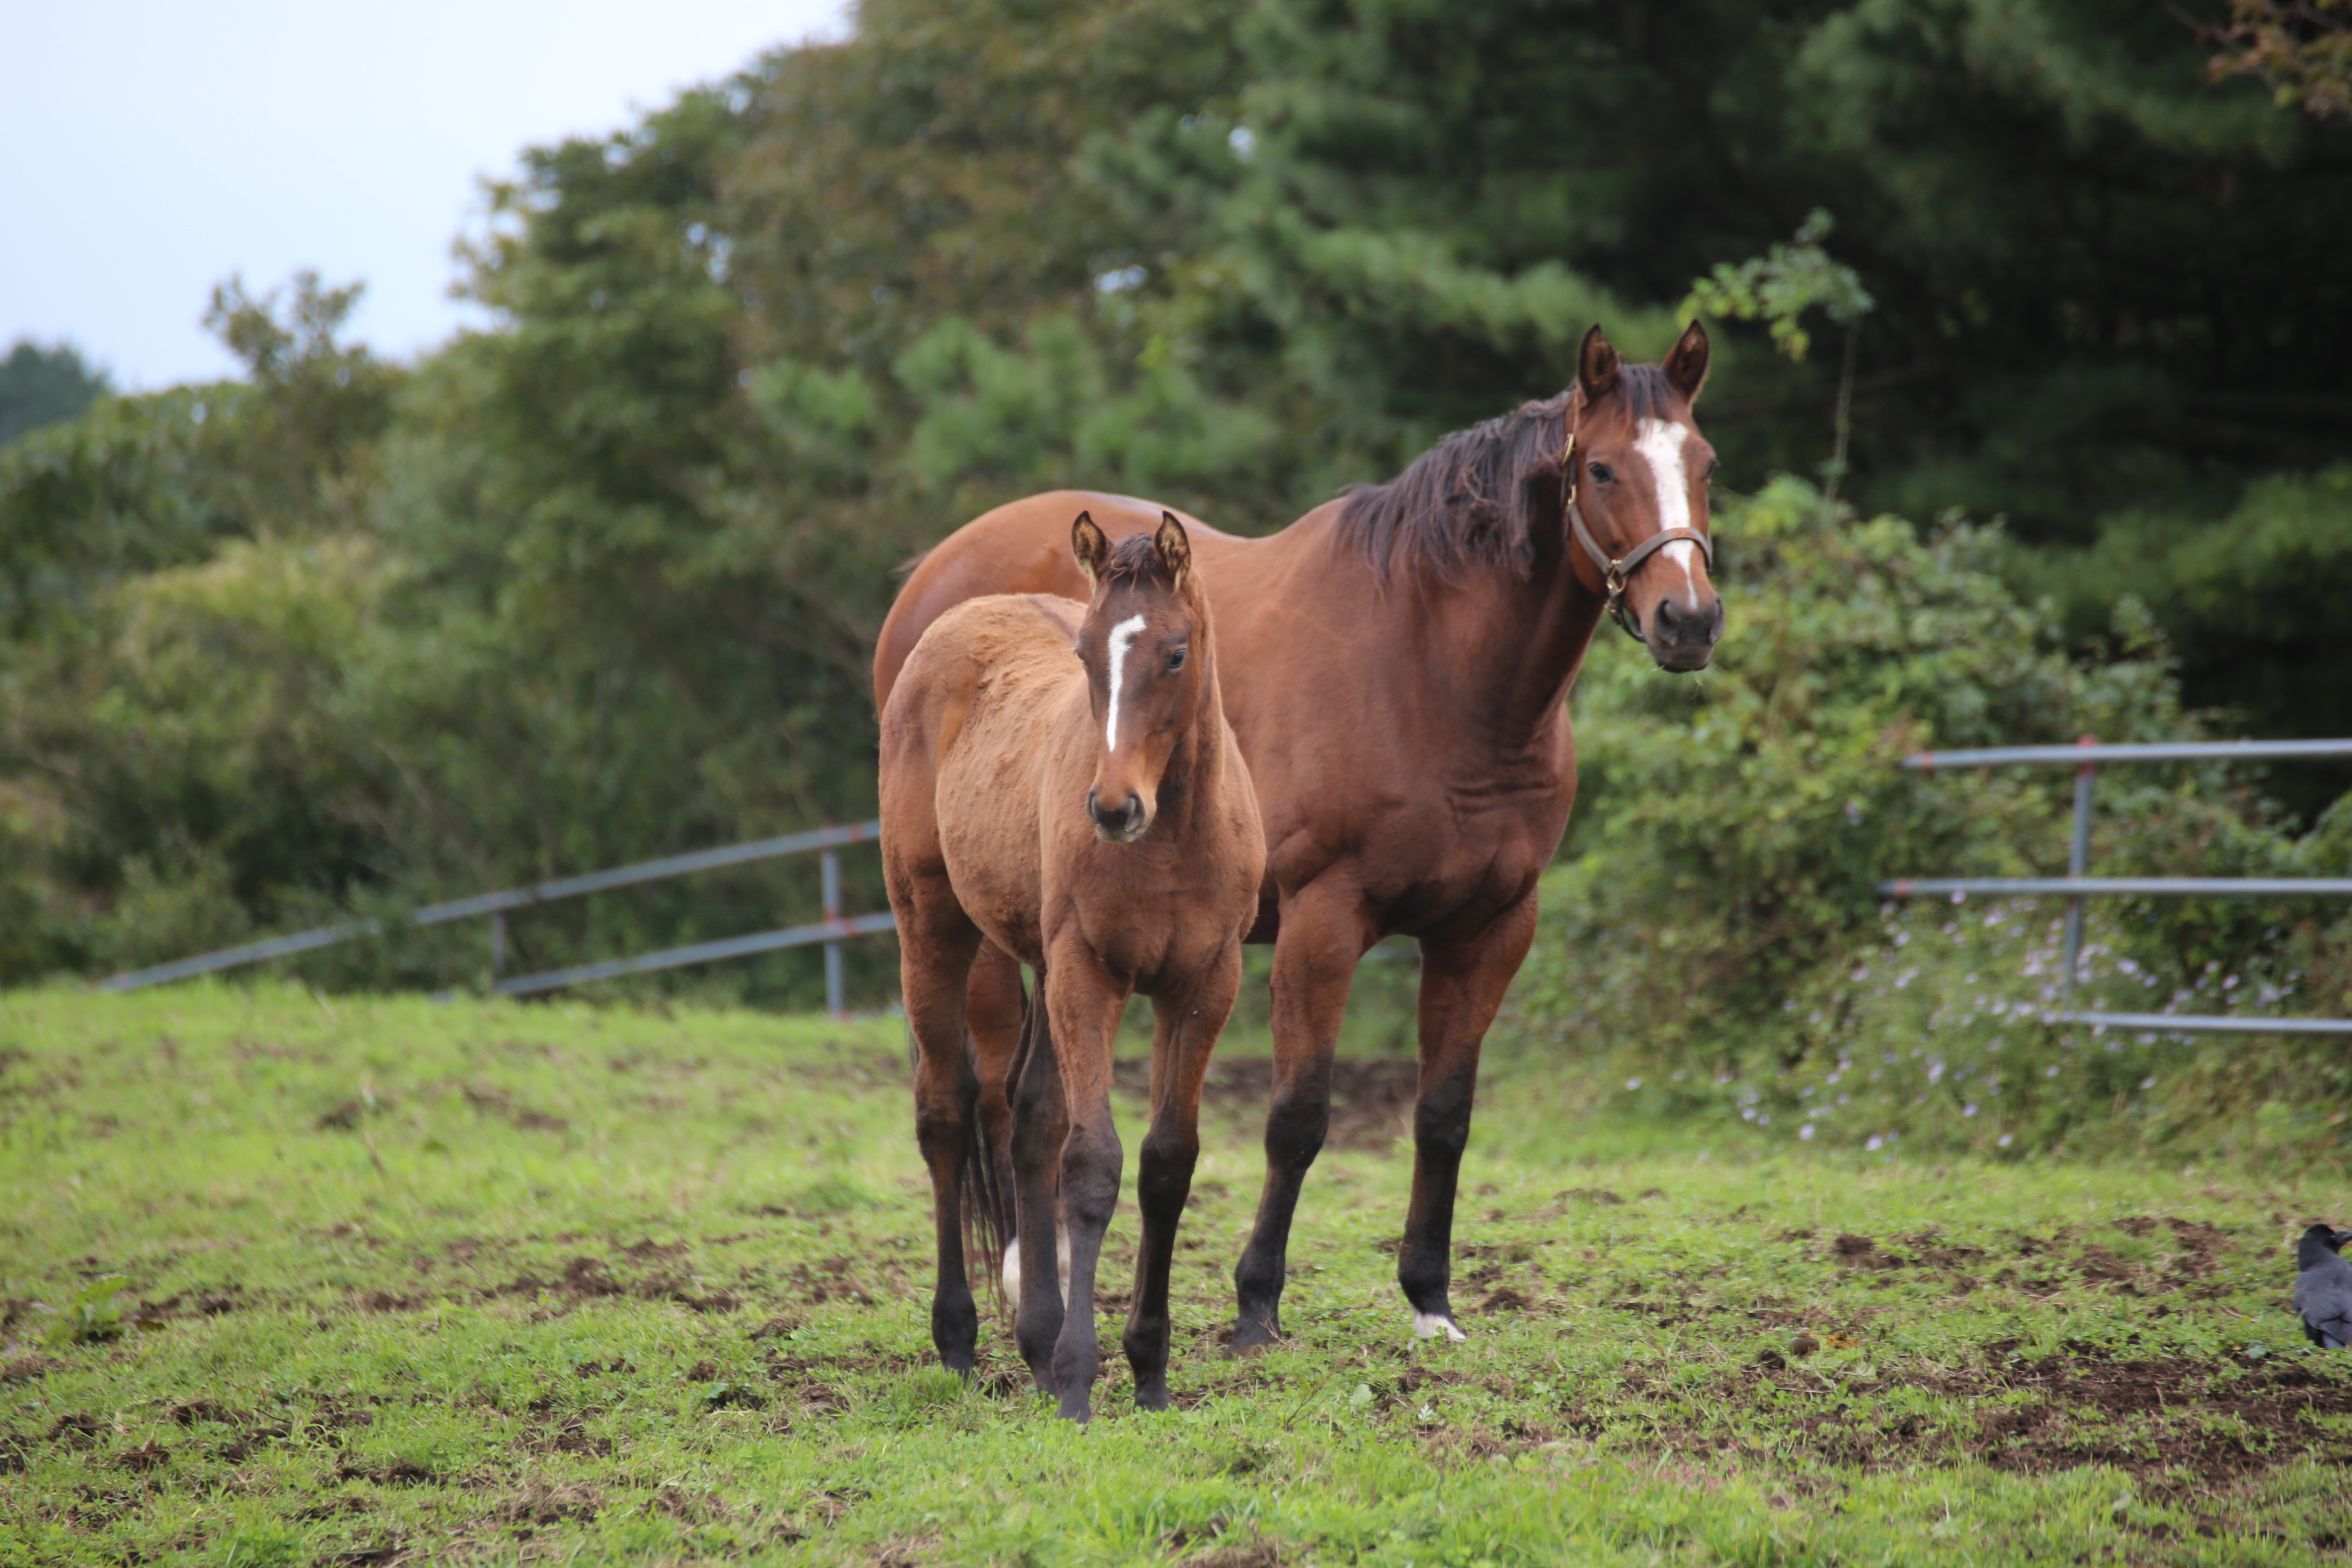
[3,0,852,391]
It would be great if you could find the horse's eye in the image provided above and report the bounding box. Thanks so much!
[1165,649,1188,673]
[1705,457,1721,479]
[1587,461,1614,483]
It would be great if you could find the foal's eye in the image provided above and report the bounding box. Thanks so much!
[1587,461,1614,483]
[1705,457,1721,479]
[1165,649,1188,673]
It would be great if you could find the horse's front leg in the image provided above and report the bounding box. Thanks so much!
[1231,889,1368,1352]
[1124,944,1241,1410]
[1042,944,1129,1423]
[1397,895,1538,1343]
[900,909,988,1375]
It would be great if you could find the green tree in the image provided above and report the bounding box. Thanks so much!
[0,341,110,446]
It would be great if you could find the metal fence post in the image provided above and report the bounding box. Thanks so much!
[821,848,845,1021]
[2063,734,2096,1005]
[490,910,508,981]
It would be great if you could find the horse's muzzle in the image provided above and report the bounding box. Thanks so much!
[1086,787,1150,844]
[1647,594,1724,673]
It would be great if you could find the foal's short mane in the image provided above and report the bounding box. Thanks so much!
[1336,364,1683,585]
[1095,532,1182,591]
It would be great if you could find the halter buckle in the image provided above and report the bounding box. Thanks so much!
[1601,559,1639,640]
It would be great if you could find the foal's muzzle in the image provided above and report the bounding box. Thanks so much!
[1086,787,1149,844]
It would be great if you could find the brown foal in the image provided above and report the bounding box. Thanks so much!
[875,324,1724,1352]
[879,512,1263,1421]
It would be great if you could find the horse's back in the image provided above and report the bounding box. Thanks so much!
[874,491,1238,714]
[882,591,1083,774]
[880,592,1090,967]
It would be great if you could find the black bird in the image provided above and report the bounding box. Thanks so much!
[2294,1224,2352,1349]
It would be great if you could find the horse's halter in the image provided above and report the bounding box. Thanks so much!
[1560,408,1715,644]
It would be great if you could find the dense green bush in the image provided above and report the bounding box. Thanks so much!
[1509,477,2352,1159]
[2013,464,2352,821]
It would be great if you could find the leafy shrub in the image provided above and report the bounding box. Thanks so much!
[1507,476,2350,1159]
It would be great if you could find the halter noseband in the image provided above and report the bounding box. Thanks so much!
[1560,413,1715,644]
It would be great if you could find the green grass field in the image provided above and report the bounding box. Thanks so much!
[6,982,2352,1566]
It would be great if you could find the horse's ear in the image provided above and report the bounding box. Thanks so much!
[1153,511,1192,593]
[1664,318,1711,403]
[1072,511,1109,588]
[1577,324,1621,403]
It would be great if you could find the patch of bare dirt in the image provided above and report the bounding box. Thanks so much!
[45,1413,103,1450]
[1536,1341,2352,1492]
[493,1477,604,1528]
[338,1457,437,1486]
[1112,1057,1418,1152]
[459,1084,568,1133]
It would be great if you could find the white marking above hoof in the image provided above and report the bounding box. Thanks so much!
[1412,1311,1468,1343]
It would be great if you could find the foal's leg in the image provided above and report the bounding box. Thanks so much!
[1124,945,1241,1410]
[1231,890,1368,1352]
[966,940,1026,1246]
[1042,947,1129,1423]
[1008,987,1069,1394]
[900,910,988,1375]
[1396,895,1538,1343]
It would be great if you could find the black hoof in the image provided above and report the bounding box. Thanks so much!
[1226,1314,1283,1356]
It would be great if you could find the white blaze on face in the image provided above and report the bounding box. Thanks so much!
[1634,417,1704,610]
[1104,612,1147,751]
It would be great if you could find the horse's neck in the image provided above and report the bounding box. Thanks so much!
[1451,557,1605,754]
[1310,480,1602,759]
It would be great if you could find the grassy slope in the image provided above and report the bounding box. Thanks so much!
[4,984,2352,1567]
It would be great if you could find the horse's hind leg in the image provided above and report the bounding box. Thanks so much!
[1397,895,1538,1343]
[965,941,1026,1275]
[1042,945,1129,1423]
[1008,982,1068,1393]
[1124,945,1241,1411]
[901,910,988,1376]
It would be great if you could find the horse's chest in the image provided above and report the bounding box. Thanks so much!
[1071,900,1230,991]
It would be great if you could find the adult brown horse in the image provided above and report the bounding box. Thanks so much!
[880,512,1263,1421]
[875,324,1722,1350]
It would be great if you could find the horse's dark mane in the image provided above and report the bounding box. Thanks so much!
[1096,532,1179,590]
[1337,364,1682,584]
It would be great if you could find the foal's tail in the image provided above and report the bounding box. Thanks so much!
[957,1021,1007,1315]
[959,978,1039,1315]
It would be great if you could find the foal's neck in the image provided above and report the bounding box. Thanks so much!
[1154,628,1231,832]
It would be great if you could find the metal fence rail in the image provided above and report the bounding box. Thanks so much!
[1880,737,2352,1036]
[97,820,894,1015]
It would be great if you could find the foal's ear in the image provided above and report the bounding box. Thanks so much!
[1664,318,1711,403]
[1072,511,1109,588]
[1577,324,1621,402]
[1153,511,1192,592]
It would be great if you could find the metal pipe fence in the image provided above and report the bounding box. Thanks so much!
[1880,737,2352,1036]
[96,821,895,1017]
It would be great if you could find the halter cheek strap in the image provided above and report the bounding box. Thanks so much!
[1560,425,1715,645]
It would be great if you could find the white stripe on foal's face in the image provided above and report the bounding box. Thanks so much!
[1103,613,1147,751]
[1633,417,1704,611]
